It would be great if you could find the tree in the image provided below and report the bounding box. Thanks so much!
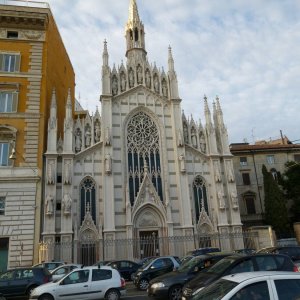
[262,164,290,235]
[282,161,300,223]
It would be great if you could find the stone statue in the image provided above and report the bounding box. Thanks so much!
[227,161,235,182]
[105,154,112,174]
[145,70,151,88]
[191,128,197,148]
[85,126,91,147]
[129,69,134,88]
[120,72,126,92]
[75,129,82,152]
[177,129,183,147]
[112,76,118,95]
[231,190,239,209]
[183,125,189,143]
[47,160,55,184]
[137,65,143,84]
[64,160,71,184]
[105,127,111,146]
[214,161,221,182]
[45,194,54,216]
[154,75,159,92]
[162,80,168,97]
[179,154,186,173]
[94,122,101,142]
[199,133,206,153]
[62,193,72,215]
[217,190,225,209]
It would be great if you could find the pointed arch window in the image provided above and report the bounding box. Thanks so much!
[80,177,96,224]
[127,112,163,205]
[193,176,208,222]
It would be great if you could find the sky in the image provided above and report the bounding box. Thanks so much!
[43,0,300,144]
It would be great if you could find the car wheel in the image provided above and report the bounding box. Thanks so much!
[105,289,120,300]
[39,294,54,300]
[130,273,135,281]
[169,285,182,300]
[138,278,149,290]
[26,285,37,296]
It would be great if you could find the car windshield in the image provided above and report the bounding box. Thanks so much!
[177,256,205,273]
[206,257,238,274]
[141,257,156,269]
[192,278,238,300]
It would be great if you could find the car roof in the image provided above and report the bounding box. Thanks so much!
[222,271,300,283]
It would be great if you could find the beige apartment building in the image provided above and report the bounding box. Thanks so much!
[230,137,300,228]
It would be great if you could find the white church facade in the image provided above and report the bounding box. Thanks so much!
[41,0,243,264]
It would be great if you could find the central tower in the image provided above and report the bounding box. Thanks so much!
[125,0,147,63]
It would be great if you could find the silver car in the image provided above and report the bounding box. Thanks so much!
[50,264,82,281]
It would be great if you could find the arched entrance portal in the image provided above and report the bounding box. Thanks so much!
[133,206,167,259]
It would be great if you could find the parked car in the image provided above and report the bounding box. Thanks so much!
[33,261,65,271]
[182,253,298,299]
[106,260,140,281]
[257,245,300,268]
[133,256,181,290]
[186,247,220,257]
[148,253,231,300]
[50,263,83,281]
[29,266,126,300]
[183,271,300,300]
[0,267,52,299]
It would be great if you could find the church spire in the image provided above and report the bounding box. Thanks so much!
[125,0,146,59]
[168,45,179,99]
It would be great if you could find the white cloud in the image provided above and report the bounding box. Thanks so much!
[44,0,300,143]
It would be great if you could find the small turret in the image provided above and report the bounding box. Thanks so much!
[168,46,179,99]
[102,40,111,95]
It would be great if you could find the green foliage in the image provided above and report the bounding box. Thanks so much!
[282,161,300,223]
[262,164,290,234]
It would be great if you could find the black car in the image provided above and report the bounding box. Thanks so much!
[186,247,220,257]
[106,260,140,281]
[0,267,52,299]
[257,245,300,266]
[182,253,298,299]
[133,256,181,290]
[148,253,231,300]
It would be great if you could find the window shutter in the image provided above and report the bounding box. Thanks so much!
[0,54,3,71]
[15,54,21,72]
[12,92,18,112]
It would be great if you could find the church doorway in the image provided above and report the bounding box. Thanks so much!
[139,230,159,258]
[79,241,96,266]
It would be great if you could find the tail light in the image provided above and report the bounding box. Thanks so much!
[293,265,299,272]
[121,277,126,288]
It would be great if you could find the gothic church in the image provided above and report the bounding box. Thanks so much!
[42,0,242,263]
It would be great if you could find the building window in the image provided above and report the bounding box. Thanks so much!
[0,91,18,113]
[127,111,163,205]
[240,157,248,166]
[0,143,9,166]
[7,31,18,39]
[244,195,256,214]
[242,173,251,185]
[266,155,275,164]
[0,197,5,215]
[0,53,21,72]
[80,177,96,224]
[193,176,208,222]
[294,155,300,163]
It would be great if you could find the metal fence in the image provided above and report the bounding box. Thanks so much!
[39,231,259,265]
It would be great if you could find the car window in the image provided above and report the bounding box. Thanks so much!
[0,270,14,280]
[120,261,130,268]
[21,269,34,279]
[228,259,254,274]
[63,270,89,285]
[92,269,112,281]
[163,258,173,267]
[152,259,165,268]
[230,281,270,300]
[55,267,68,275]
[207,257,238,274]
[255,256,277,271]
[275,279,300,300]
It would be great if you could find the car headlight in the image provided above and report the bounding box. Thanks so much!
[192,287,204,296]
[151,282,165,289]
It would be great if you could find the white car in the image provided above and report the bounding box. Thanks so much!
[50,264,82,281]
[184,271,300,300]
[29,266,126,300]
